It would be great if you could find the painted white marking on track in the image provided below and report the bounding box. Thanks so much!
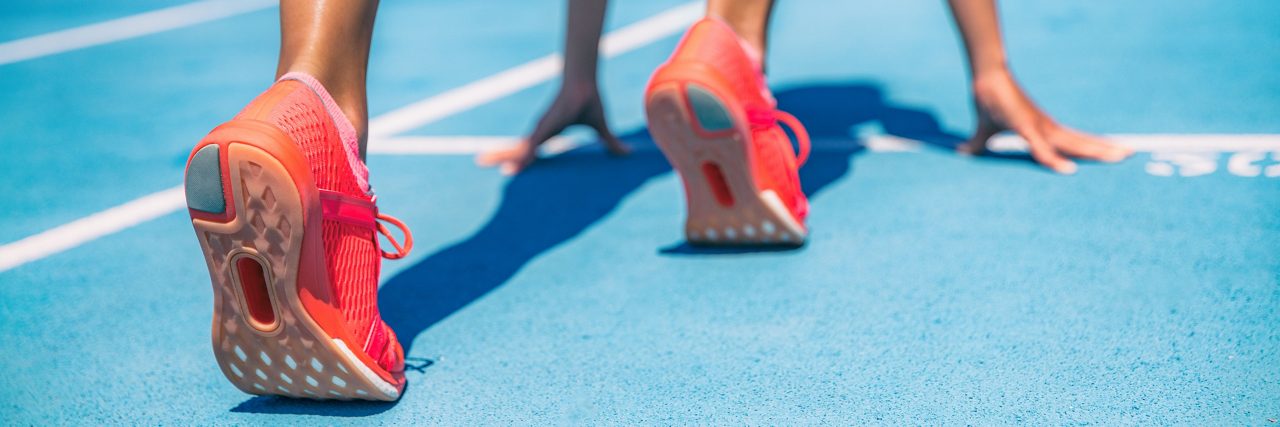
[372,134,1280,155]
[6,5,1276,273]
[987,134,1280,153]
[0,187,185,272]
[1145,161,1174,177]
[368,136,581,156]
[367,2,702,142]
[0,0,277,66]
[1227,152,1266,177]
[0,3,700,273]
[377,133,1280,180]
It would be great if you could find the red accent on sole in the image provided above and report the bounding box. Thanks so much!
[701,162,735,208]
[236,256,275,329]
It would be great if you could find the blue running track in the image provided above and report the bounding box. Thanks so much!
[1,0,1278,424]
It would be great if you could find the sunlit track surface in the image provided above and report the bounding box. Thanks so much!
[0,0,1277,424]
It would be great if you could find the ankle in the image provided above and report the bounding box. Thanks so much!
[710,17,766,72]
[707,15,767,66]
[281,64,367,123]
[278,68,369,156]
[275,70,372,192]
[337,103,368,156]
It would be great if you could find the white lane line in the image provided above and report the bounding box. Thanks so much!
[988,134,1280,153]
[598,2,702,57]
[371,134,1280,155]
[367,1,701,142]
[0,3,699,273]
[0,0,277,66]
[369,136,582,156]
[0,187,185,272]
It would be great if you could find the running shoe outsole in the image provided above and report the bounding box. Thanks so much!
[646,71,807,246]
[185,121,402,401]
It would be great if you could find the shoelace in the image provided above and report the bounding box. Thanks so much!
[747,108,811,166]
[375,213,413,260]
[318,190,414,260]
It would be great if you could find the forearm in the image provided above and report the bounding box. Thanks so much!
[945,0,1009,78]
[562,0,609,85]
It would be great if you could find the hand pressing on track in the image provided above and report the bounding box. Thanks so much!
[476,84,630,175]
[957,70,1132,174]
[476,0,629,175]
[945,0,1132,174]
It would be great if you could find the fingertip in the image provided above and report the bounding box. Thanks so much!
[1118,145,1136,158]
[956,139,989,157]
[608,142,633,157]
[1100,147,1133,163]
[1056,162,1078,175]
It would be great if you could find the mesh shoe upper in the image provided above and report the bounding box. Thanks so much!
[234,79,403,374]
[668,18,810,222]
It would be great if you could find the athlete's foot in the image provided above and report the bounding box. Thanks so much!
[957,68,1133,174]
[184,72,412,401]
[477,82,630,175]
[645,18,810,246]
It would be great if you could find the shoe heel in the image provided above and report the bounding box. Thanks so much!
[187,124,403,401]
[189,136,304,393]
[645,77,806,246]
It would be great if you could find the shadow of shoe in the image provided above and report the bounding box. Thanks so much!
[229,388,402,416]
[657,241,806,255]
[378,80,963,356]
[231,80,963,415]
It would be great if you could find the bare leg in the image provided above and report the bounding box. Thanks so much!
[276,0,379,159]
[706,0,775,60]
[477,0,629,175]
[947,0,1131,174]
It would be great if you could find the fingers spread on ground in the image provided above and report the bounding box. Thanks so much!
[500,162,521,176]
[528,114,574,148]
[1059,128,1133,162]
[602,138,632,156]
[957,124,1000,156]
[475,150,502,166]
[1027,137,1077,175]
[527,128,561,148]
[956,137,989,156]
[475,143,532,169]
[591,125,631,156]
[1075,128,1136,161]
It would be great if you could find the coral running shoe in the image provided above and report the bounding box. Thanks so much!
[183,73,412,401]
[645,18,811,246]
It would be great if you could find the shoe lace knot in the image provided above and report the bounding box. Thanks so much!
[746,107,811,166]
[319,190,413,260]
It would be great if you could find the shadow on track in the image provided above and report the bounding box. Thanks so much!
[230,81,962,416]
[377,80,963,356]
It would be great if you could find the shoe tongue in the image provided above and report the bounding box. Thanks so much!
[277,72,371,193]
